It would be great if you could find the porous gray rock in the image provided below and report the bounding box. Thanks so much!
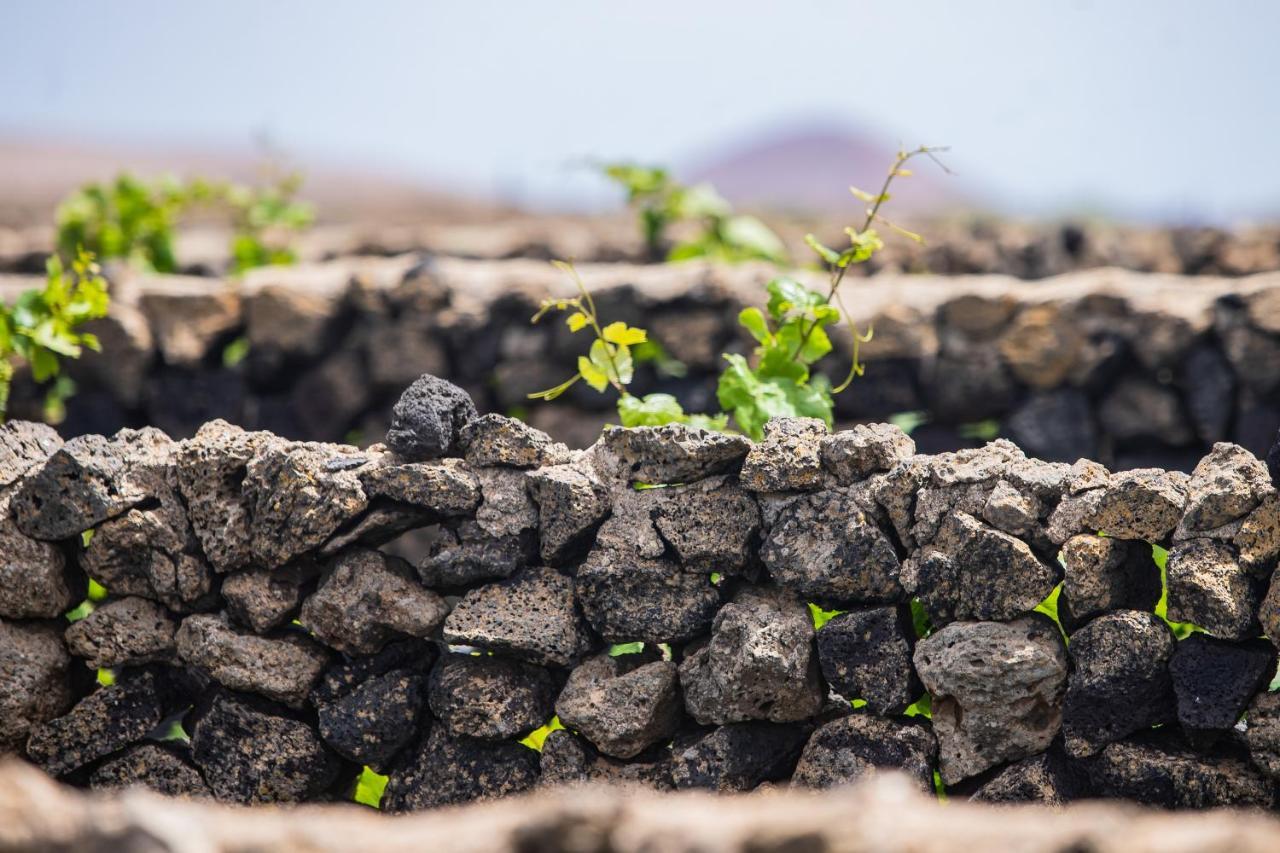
[25,669,171,777]
[761,488,902,606]
[651,476,760,575]
[473,466,540,540]
[575,547,721,644]
[221,561,317,634]
[555,652,682,759]
[970,751,1081,805]
[1083,468,1188,541]
[443,567,594,667]
[596,423,751,484]
[0,618,72,754]
[739,417,827,493]
[1169,634,1274,747]
[791,713,937,792]
[1086,734,1275,809]
[526,459,610,563]
[11,427,175,541]
[1237,493,1280,572]
[64,597,178,670]
[191,690,340,805]
[461,414,570,468]
[316,668,428,771]
[359,457,481,516]
[679,588,822,725]
[0,420,62,486]
[242,441,371,570]
[981,479,1042,537]
[913,615,1068,784]
[175,614,328,707]
[419,519,531,589]
[1245,692,1280,779]
[906,511,1058,625]
[1181,443,1271,533]
[670,722,808,791]
[174,420,281,573]
[1060,534,1161,624]
[428,654,557,741]
[0,505,79,619]
[539,729,674,790]
[89,743,210,797]
[819,423,915,484]
[1166,539,1261,640]
[300,548,449,655]
[815,606,919,715]
[385,373,478,461]
[1062,610,1176,757]
[383,727,540,812]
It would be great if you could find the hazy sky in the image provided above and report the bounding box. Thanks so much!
[3,0,1278,222]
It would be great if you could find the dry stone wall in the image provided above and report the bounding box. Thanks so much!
[6,257,1280,473]
[6,373,1280,811]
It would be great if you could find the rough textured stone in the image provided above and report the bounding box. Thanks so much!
[359,456,481,516]
[914,615,1068,784]
[1169,634,1274,747]
[1166,539,1261,640]
[820,423,915,484]
[419,519,531,589]
[526,459,610,563]
[1086,734,1275,809]
[906,512,1058,625]
[1237,493,1280,572]
[317,668,427,772]
[191,690,340,805]
[670,722,808,791]
[174,420,280,573]
[1245,692,1280,779]
[596,423,751,484]
[384,727,540,812]
[1006,389,1098,463]
[1181,443,1271,532]
[1060,534,1161,624]
[1083,468,1188,541]
[473,466,540,540]
[0,420,62,487]
[385,373,478,461]
[64,597,178,670]
[0,506,78,620]
[575,547,720,644]
[556,652,682,759]
[443,567,593,667]
[679,588,822,725]
[762,487,902,606]
[539,729,673,790]
[89,743,210,797]
[222,561,317,634]
[25,669,170,777]
[428,654,557,741]
[175,614,328,707]
[816,606,919,715]
[970,751,1082,805]
[11,427,174,541]
[0,618,72,754]
[309,637,437,711]
[792,713,937,792]
[300,548,448,655]
[318,501,434,558]
[461,414,569,468]
[739,418,827,492]
[242,441,372,570]
[651,476,760,575]
[1062,610,1176,757]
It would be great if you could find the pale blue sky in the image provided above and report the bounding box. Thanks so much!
[2,0,1278,222]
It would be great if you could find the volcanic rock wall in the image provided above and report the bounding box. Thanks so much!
[6,256,1280,472]
[5,375,1280,811]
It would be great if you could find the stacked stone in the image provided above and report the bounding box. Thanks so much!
[5,372,1280,811]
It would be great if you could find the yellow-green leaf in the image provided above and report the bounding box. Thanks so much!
[566,312,589,332]
[578,355,609,392]
[602,321,646,346]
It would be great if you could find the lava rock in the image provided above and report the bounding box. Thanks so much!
[0,420,62,486]
[64,597,178,670]
[575,547,721,644]
[1062,610,1176,757]
[914,615,1068,784]
[222,561,317,634]
[0,505,79,620]
[300,548,449,655]
[317,668,428,772]
[526,459,611,563]
[1181,443,1271,532]
[1005,389,1098,463]
[418,520,531,589]
[816,606,919,715]
[555,652,681,759]
[383,727,540,812]
[89,743,210,797]
[970,751,1083,805]
[670,722,808,791]
[428,653,557,741]
[1166,539,1262,640]
[0,618,72,754]
[679,588,823,725]
[1060,534,1161,624]
[596,423,751,484]
[317,501,435,558]
[1237,493,1280,572]
[460,414,569,468]
[739,417,828,493]
[761,487,903,606]
[385,373,478,461]
[539,729,673,790]
[473,466,540,540]
[819,423,915,484]
[1169,634,1275,747]
[443,567,594,667]
[1245,692,1280,779]
[651,476,760,575]
[25,669,171,777]
[791,713,937,792]
[1085,733,1275,808]
[175,614,328,708]
[906,511,1058,625]
[1083,468,1188,541]
[191,690,341,804]
[242,441,372,570]
[359,457,481,516]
